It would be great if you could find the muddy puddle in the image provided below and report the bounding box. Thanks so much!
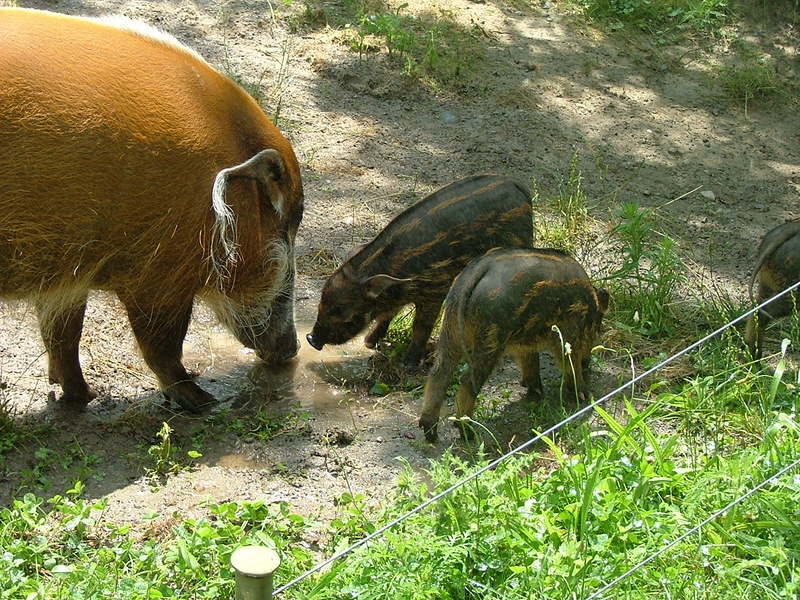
[172,297,423,472]
[183,317,372,424]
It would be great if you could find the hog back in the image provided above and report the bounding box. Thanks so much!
[350,174,532,287]
[450,248,598,366]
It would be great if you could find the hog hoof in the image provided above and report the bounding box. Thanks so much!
[163,381,215,413]
[419,416,438,442]
[402,351,427,369]
[59,387,97,408]
[523,387,543,403]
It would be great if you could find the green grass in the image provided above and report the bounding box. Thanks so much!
[718,54,783,115]
[2,331,798,598]
[534,152,591,254]
[0,486,314,599]
[144,422,203,480]
[302,355,800,599]
[602,202,686,338]
[573,0,732,35]
[289,0,485,88]
[537,160,686,340]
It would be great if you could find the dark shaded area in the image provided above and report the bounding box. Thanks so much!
[294,0,798,290]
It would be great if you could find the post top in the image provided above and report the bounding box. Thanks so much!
[231,545,281,577]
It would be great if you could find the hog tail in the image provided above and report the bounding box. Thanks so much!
[210,167,240,282]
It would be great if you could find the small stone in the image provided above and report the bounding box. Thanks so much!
[700,190,716,201]
[403,431,416,439]
[441,111,458,124]
[321,428,354,446]
[376,436,384,443]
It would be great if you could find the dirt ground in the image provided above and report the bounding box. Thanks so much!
[0,0,798,532]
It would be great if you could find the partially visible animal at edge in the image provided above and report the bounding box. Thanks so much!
[418,248,609,442]
[305,174,534,366]
[0,8,304,411]
[744,220,800,359]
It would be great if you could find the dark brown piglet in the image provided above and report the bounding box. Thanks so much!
[744,220,800,359]
[418,248,609,442]
[306,174,534,365]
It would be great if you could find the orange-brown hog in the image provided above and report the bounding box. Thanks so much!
[0,9,304,411]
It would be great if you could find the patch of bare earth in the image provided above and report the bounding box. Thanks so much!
[1,0,797,536]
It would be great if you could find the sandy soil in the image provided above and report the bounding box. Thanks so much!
[0,0,798,532]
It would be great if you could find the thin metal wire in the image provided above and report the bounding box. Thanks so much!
[273,280,800,597]
[468,578,501,598]
[584,456,800,600]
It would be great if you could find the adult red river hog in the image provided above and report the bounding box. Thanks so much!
[0,8,304,411]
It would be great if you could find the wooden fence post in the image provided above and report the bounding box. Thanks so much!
[231,545,281,600]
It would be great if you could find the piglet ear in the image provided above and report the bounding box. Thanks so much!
[595,287,611,313]
[362,274,413,299]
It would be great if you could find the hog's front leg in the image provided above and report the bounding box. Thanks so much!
[121,294,214,412]
[364,310,397,349]
[405,301,442,366]
[36,295,96,406]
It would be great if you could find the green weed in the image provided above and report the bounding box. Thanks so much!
[603,202,686,338]
[223,404,312,443]
[2,331,799,599]
[291,0,484,87]
[145,422,202,479]
[353,4,482,84]
[301,366,800,599]
[574,0,731,36]
[0,490,313,599]
[535,152,591,253]
[718,56,781,115]
[382,307,415,358]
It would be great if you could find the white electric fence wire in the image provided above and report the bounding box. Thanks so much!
[272,280,800,597]
[468,578,501,597]
[584,456,800,600]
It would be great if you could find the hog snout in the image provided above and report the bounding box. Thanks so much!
[306,331,325,350]
[251,321,299,364]
[266,332,300,363]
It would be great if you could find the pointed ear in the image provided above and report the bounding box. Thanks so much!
[217,149,286,216]
[595,287,610,313]
[362,274,413,299]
